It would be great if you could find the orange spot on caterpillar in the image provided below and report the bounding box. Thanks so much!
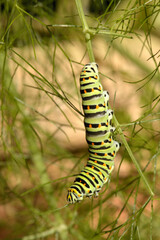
[87,190,90,193]
[92,166,94,169]
[106,122,108,126]
[83,183,86,186]
[87,106,90,110]
[104,153,107,156]
[89,124,92,128]
[83,78,85,81]
[97,185,100,188]
[109,166,112,170]
[101,141,104,145]
[94,153,97,155]
[89,77,91,79]
[84,71,86,73]
[94,160,97,163]
[92,177,95,180]
[84,90,87,93]
[99,86,101,90]
[96,105,99,109]
[92,142,94,146]
[78,194,81,197]
[98,124,101,128]
[103,163,106,166]
[92,88,94,92]
[87,172,89,175]
[99,172,102,175]
[95,75,98,79]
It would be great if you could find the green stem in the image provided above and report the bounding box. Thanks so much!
[75,0,154,197]
[75,0,95,62]
[113,116,154,196]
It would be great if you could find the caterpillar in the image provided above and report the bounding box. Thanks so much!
[67,63,120,204]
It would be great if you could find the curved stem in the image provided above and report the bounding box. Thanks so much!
[113,115,154,196]
[75,0,154,197]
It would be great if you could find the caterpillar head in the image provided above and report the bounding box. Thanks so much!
[82,62,98,73]
[80,62,99,86]
[67,188,83,204]
[80,62,99,80]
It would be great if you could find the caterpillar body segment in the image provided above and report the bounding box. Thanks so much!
[67,63,120,204]
[84,109,114,134]
[82,92,109,115]
[80,83,103,101]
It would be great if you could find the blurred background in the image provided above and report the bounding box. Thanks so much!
[0,0,160,239]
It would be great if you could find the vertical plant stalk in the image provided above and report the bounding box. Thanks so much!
[20,107,68,240]
[75,0,154,197]
[75,0,95,62]
[1,49,67,238]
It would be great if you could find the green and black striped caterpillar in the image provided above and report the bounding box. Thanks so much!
[67,63,120,204]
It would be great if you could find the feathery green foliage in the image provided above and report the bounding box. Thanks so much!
[0,0,160,239]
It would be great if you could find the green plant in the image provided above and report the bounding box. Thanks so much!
[0,0,160,239]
